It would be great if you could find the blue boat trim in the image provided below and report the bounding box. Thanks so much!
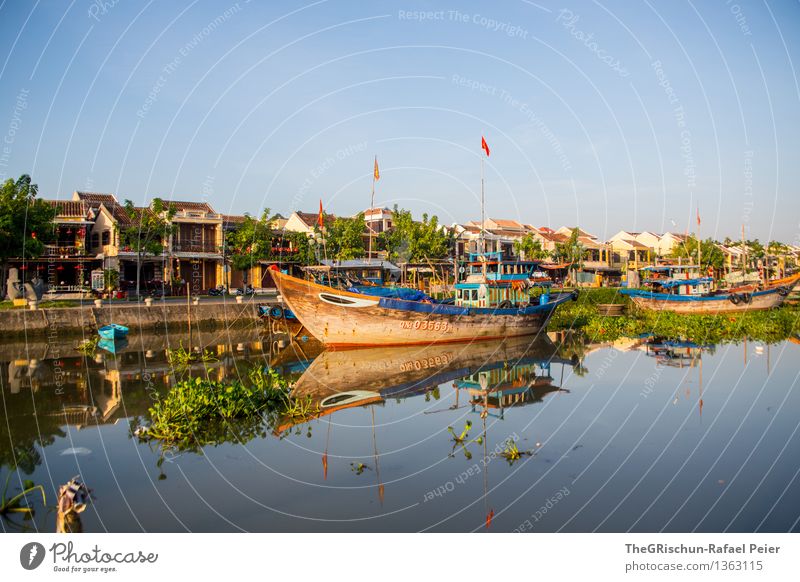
[376,292,574,315]
[655,277,713,288]
[620,288,775,302]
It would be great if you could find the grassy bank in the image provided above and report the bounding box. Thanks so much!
[550,288,800,343]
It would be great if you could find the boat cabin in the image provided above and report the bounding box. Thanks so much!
[646,277,714,296]
[303,260,401,288]
[460,251,550,284]
[455,251,552,308]
[640,265,713,296]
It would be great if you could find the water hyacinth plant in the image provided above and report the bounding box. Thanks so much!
[135,367,293,452]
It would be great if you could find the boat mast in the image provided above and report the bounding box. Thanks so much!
[368,155,377,265]
[696,205,701,275]
[741,223,746,277]
[480,154,485,256]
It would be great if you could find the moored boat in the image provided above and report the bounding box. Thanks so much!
[97,324,129,340]
[621,283,787,314]
[766,272,800,290]
[268,264,576,348]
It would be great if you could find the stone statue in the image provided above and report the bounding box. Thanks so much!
[30,275,45,300]
[6,267,22,300]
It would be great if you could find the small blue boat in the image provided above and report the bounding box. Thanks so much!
[98,324,129,340]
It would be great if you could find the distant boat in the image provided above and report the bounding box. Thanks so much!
[268,262,576,348]
[621,279,788,314]
[98,324,129,340]
[766,272,800,290]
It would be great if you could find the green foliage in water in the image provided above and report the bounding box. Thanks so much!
[165,342,218,375]
[0,468,46,517]
[75,336,99,356]
[137,367,292,452]
[550,289,799,343]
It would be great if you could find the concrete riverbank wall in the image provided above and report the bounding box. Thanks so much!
[0,300,264,339]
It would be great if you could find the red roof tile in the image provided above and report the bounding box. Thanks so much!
[47,200,88,218]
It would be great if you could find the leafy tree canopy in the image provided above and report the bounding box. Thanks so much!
[553,228,584,269]
[378,206,451,262]
[226,209,315,269]
[325,213,366,261]
[0,175,56,263]
[118,198,176,256]
[668,235,725,270]
[513,233,550,261]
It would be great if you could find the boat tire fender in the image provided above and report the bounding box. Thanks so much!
[729,293,741,305]
[269,305,284,319]
[777,286,790,297]
[571,290,579,301]
[498,300,513,309]
[741,292,753,304]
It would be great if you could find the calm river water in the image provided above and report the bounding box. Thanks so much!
[1,328,799,532]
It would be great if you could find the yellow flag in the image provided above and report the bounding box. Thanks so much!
[374,156,380,181]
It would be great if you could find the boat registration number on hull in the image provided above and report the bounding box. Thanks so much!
[399,320,450,332]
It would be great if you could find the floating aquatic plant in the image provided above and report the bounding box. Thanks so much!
[135,366,291,452]
[0,468,46,517]
[166,342,218,375]
[75,337,99,356]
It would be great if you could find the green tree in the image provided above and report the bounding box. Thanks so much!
[226,210,277,283]
[668,236,725,271]
[325,213,366,261]
[513,234,549,260]
[553,228,584,282]
[226,211,316,283]
[378,207,452,262]
[278,230,316,265]
[119,198,176,297]
[0,175,56,290]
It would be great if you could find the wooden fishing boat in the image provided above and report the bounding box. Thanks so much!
[268,265,576,348]
[621,283,787,314]
[97,324,129,340]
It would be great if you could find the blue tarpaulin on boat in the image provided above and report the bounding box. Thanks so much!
[657,277,713,288]
[348,286,432,302]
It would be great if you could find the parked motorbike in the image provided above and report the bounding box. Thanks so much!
[207,285,226,296]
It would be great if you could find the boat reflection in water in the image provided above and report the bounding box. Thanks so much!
[278,333,576,434]
[278,333,577,521]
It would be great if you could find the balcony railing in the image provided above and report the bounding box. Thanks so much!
[44,244,86,257]
[171,241,221,254]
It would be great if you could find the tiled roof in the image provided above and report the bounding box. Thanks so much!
[579,236,605,248]
[74,191,118,206]
[364,207,392,215]
[490,218,526,230]
[536,232,568,242]
[47,200,88,218]
[167,200,215,213]
[222,214,247,224]
[100,203,153,226]
[296,211,335,226]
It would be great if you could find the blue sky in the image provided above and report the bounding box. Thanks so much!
[0,0,798,242]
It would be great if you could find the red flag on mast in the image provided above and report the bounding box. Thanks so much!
[481,136,490,157]
[317,199,324,228]
[373,156,380,181]
[696,206,701,227]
